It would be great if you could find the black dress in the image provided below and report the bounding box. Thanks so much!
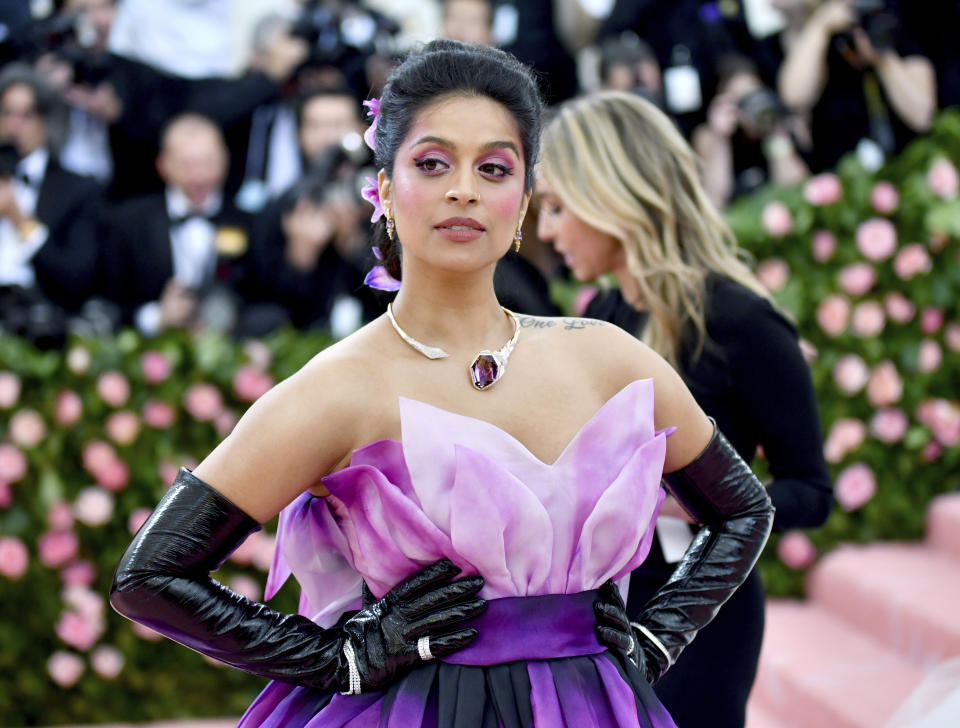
[586,275,833,728]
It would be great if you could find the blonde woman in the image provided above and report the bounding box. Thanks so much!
[538,90,832,728]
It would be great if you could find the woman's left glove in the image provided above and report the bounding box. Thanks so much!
[110,468,485,693]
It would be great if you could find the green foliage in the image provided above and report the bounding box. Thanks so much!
[0,328,332,726]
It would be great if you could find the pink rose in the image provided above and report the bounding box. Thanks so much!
[804,173,843,206]
[96,371,130,408]
[893,243,932,280]
[38,530,80,568]
[916,398,960,447]
[856,218,897,261]
[777,531,817,570]
[46,501,75,531]
[835,463,877,512]
[869,408,908,444]
[928,157,959,200]
[47,650,85,687]
[762,201,793,238]
[158,460,180,487]
[127,508,152,535]
[8,408,46,448]
[131,621,163,642]
[184,383,223,422]
[945,323,960,352]
[0,535,29,579]
[73,487,114,527]
[851,301,885,338]
[824,417,867,463]
[55,610,101,651]
[243,340,273,370]
[95,459,129,492]
[756,258,790,292]
[228,529,262,566]
[61,560,97,587]
[884,292,916,324]
[66,346,91,375]
[0,482,10,508]
[252,533,276,572]
[921,440,942,464]
[81,440,116,476]
[142,399,176,429]
[833,354,870,396]
[837,263,876,297]
[0,370,21,408]
[105,410,140,446]
[866,360,903,407]
[140,350,172,385]
[870,181,899,214]
[799,338,818,364]
[817,294,850,337]
[921,307,944,335]
[811,230,837,262]
[233,365,274,403]
[63,585,106,621]
[917,340,942,374]
[55,390,83,426]
[229,574,262,601]
[91,645,124,680]
[0,443,27,483]
[214,408,239,437]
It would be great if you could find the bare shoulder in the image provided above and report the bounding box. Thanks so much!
[192,321,390,522]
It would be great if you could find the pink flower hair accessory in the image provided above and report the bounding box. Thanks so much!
[361,177,384,222]
[363,98,379,153]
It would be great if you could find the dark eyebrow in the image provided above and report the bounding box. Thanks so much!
[409,136,520,158]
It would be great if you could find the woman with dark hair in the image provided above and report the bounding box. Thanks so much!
[110,41,773,727]
[537,90,833,728]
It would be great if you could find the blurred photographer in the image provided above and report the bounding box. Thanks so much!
[598,33,665,109]
[778,0,936,172]
[0,64,105,348]
[244,144,378,336]
[694,55,809,208]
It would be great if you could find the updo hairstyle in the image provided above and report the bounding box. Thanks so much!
[371,40,543,280]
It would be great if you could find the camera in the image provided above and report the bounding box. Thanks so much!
[737,88,784,137]
[289,1,399,67]
[0,144,20,179]
[842,0,898,53]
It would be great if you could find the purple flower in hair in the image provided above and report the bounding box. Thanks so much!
[361,177,384,222]
[363,98,379,152]
[364,265,401,291]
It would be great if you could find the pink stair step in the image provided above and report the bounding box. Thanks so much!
[745,701,797,728]
[751,600,923,728]
[807,543,960,667]
[927,493,960,560]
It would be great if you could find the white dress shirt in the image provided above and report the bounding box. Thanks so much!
[0,148,50,287]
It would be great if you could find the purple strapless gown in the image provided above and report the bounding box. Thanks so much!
[238,379,677,728]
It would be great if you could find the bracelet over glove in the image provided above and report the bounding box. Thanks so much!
[110,468,485,693]
[594,421,774,683]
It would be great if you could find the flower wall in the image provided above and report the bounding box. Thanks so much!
[725,110,960,593]
[0,329,330,726]
[1,111,959,725]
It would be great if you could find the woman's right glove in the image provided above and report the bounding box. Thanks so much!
[595,421,774,683]
[110,468,485,694]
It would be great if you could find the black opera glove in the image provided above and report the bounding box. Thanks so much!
[110,468,486,694]
[594,421,774,684]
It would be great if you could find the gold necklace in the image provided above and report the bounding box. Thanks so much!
[386,302,520,390]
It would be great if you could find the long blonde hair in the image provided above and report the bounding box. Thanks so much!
[540,90,776,366]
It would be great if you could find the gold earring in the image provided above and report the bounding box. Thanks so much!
[386,215,395,242]
[513,229,522,253]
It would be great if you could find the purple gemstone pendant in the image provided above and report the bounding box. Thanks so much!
[470,351,504,390]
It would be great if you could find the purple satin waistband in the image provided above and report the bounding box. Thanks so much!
[441,590,604,666]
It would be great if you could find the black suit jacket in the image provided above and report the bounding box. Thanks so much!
[102,192,253,323]
[30,158,104,311]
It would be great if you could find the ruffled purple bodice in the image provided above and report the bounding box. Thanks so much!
[264,379,669,627]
